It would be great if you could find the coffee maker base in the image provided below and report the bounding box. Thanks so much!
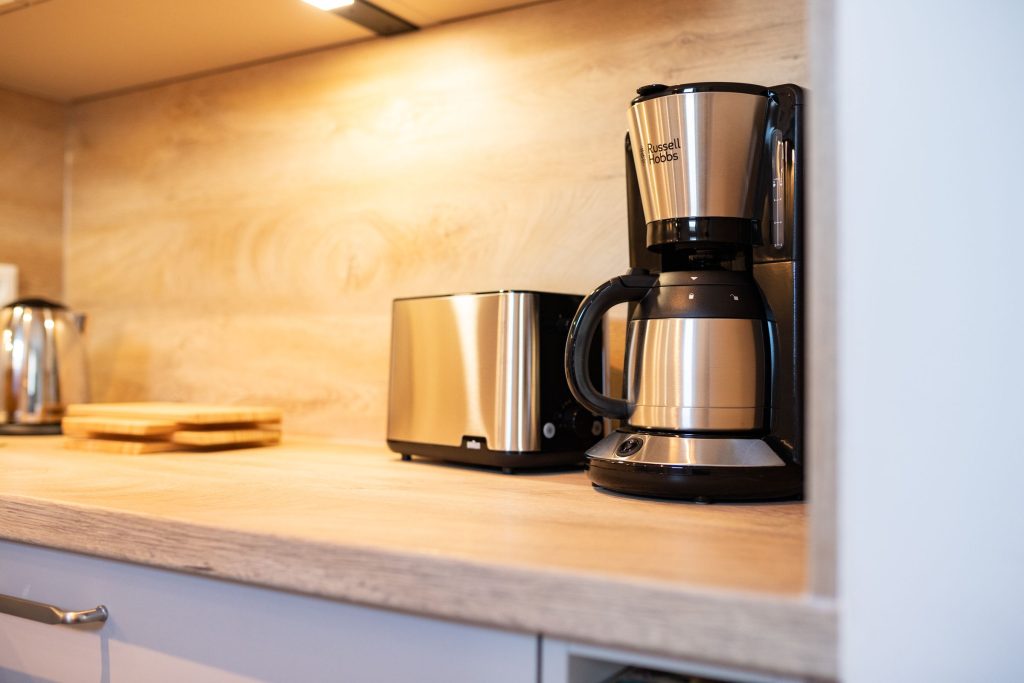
[585,431,803,502]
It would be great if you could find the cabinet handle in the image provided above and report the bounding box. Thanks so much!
[0,594,108,626]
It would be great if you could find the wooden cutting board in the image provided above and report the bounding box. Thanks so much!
[62,416,179,437]
[62,403,282,453]
[65,402,282,425]
[63,438,181,455]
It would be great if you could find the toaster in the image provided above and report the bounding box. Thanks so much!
[386,291,603,472]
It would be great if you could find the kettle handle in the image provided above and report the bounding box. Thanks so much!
[565,271,657,420]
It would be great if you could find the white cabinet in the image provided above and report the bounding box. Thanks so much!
[1,539,813,683]
[815,0,1024,679]
[0,540,537,683]
[539,640,800,683]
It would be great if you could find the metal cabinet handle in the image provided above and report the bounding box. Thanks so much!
[0,594,108,626]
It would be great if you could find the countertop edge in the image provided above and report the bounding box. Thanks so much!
[1,495,836,679]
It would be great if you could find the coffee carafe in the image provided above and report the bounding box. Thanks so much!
[565,82,804,501]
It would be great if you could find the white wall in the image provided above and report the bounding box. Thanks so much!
[831,0,1024,679]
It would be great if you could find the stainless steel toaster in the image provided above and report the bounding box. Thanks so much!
[386,291,603,472]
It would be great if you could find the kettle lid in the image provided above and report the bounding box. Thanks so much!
[6,297,68,310]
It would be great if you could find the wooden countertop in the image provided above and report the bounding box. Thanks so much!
[0,436,836,678]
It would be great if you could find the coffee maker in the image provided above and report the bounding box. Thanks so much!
[565,82,803,501]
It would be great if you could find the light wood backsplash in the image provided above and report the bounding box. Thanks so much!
[0,88,64,301]
[66,0,806,440]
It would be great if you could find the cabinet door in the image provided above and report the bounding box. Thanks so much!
[0,540,537,683]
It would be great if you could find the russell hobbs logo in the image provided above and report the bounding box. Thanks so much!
[644,137,681,164]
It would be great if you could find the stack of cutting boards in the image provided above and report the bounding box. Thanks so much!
[62,403,283,454]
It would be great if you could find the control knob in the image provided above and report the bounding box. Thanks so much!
[559,404,603,440]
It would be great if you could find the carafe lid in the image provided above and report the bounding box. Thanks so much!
[633,270,773,321]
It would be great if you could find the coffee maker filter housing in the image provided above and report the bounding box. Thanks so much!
[629,84,770,242]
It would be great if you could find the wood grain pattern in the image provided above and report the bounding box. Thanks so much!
[66,402,282,424]
[63,436,179,454]
[63,429,280,451]
[62,415,179,436]
[170,427,280,446]
[0,88,64,301]
[65,0,807,441]
[0,435,835,678]
[62,402,283,451]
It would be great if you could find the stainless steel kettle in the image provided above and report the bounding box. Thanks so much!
[0,298,89,432]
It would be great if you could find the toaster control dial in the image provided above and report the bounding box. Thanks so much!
[558,405,603,440]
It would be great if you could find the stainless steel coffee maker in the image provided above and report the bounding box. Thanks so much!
[565,83,804,501]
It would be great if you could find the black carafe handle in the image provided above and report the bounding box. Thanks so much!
[565,271,657,420]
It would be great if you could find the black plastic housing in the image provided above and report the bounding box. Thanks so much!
[587,456,803,502]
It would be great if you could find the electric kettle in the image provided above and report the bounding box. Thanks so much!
[0,298,89,433]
